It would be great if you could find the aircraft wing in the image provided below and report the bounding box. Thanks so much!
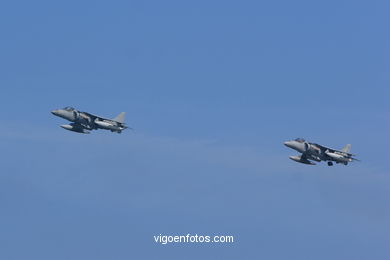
[314,143,355,156]
[82,111,125,124]
[82,112,112,122]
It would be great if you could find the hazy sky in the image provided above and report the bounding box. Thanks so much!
[0,0,389,259]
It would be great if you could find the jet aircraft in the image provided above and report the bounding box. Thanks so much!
[51,107,128,134]
[284,138,358,166]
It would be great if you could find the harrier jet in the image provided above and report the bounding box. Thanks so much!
[284,138,359,166]
[51,107,128,134]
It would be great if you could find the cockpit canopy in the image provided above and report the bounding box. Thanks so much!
[294,138,305,143]
[63,106,75,111]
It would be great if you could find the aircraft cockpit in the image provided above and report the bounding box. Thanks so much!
[294,138,306,143]
[63,107,75,111]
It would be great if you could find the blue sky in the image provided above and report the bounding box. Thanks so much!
[0,0,389,259]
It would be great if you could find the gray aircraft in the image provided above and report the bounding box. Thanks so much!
[51,107,128,134]
[284,138,359,166]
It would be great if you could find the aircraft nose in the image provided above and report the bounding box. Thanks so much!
[51,110,59,116]
[284,141,292,148]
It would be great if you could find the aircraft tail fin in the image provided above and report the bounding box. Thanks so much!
[113,112,126,124]
[341,144,352,153]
